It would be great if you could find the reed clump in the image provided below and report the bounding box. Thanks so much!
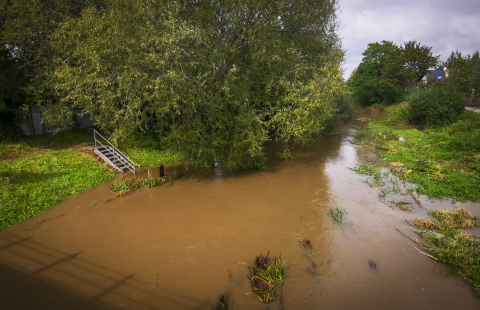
[244,252,285,304]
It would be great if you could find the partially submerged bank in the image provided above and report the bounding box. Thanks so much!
[354,103,480,295]
[0,131,178,229]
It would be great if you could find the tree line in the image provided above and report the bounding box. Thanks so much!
[348,40,480,107]
[0,0,347,169]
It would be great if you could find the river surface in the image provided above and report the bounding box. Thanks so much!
[1,109,479,310]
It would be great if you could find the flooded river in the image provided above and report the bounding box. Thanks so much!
[1,109,479,310]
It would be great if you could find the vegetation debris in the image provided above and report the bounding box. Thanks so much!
[243,252,285,304]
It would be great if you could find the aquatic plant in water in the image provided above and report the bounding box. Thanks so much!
[212,293,235,310]
[328,205,345,226]
[243,252,285,304]
[301,239,313,253]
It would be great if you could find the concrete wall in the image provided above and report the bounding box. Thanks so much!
[20,106,95,136]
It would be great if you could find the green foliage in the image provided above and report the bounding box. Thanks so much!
[0,149,114,229]
[356,104,480,201]
[349,40,438,106]
[407,88,465,127]
[446,51,480,97]
[4,0,344,170]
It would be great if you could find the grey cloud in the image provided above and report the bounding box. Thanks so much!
[338,0,480,79]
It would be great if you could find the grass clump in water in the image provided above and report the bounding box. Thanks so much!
[353,163,384,187]
[109,169,170,192]
[243,252,285,304]
[212,293,235,310]
[409,207,480,295]
[301,239,313,253]
[328,204,346,226]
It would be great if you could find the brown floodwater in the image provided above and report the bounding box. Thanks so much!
[1,109,479,310]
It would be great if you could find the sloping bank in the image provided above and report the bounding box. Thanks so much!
[354,102,480,295]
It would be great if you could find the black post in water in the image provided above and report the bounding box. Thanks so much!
[159,164,165,177]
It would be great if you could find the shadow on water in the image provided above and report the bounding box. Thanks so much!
[0,232,209,310]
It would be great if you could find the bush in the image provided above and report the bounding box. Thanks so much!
[407,88,465,128]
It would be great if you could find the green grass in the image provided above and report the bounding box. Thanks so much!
[0,149,114,229]
[409,207,480,295]
[117,135,181,167]
[0,131,92,159]
[355,104,480,201]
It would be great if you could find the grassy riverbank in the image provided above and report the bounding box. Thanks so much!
[356,103,480,201]
[0,131,178,229]
[355,103,480,295]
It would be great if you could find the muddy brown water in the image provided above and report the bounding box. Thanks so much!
[1,109,479,310]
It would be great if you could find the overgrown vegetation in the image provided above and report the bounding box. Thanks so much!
[355,104,480,201]
[109,169,179,192]
[407,207,480,294]
[243,252,285,304]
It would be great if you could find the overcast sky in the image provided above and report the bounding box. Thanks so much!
[337,0,480,79]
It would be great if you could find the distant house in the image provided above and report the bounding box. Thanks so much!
[422,69,446,83]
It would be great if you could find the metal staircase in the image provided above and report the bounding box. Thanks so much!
[90,129,138,174]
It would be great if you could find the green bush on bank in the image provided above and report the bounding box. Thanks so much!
[407,88,465,128]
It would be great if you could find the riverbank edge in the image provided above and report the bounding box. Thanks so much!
[353,103,480,296]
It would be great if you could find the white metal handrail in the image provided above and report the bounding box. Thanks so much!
[90,129,138,174]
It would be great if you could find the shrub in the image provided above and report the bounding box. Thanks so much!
[407,88,465,128]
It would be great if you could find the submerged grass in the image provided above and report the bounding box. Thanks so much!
[355,104,480,201]
[301,239,313,253]
[109,169,176,192]
[406,207,480,295]
[353,163,384,187]
[243,252,285,304]
[328,204,346,226]
[212,293,235,310]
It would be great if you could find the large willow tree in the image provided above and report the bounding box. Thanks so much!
[8,0,344,169]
